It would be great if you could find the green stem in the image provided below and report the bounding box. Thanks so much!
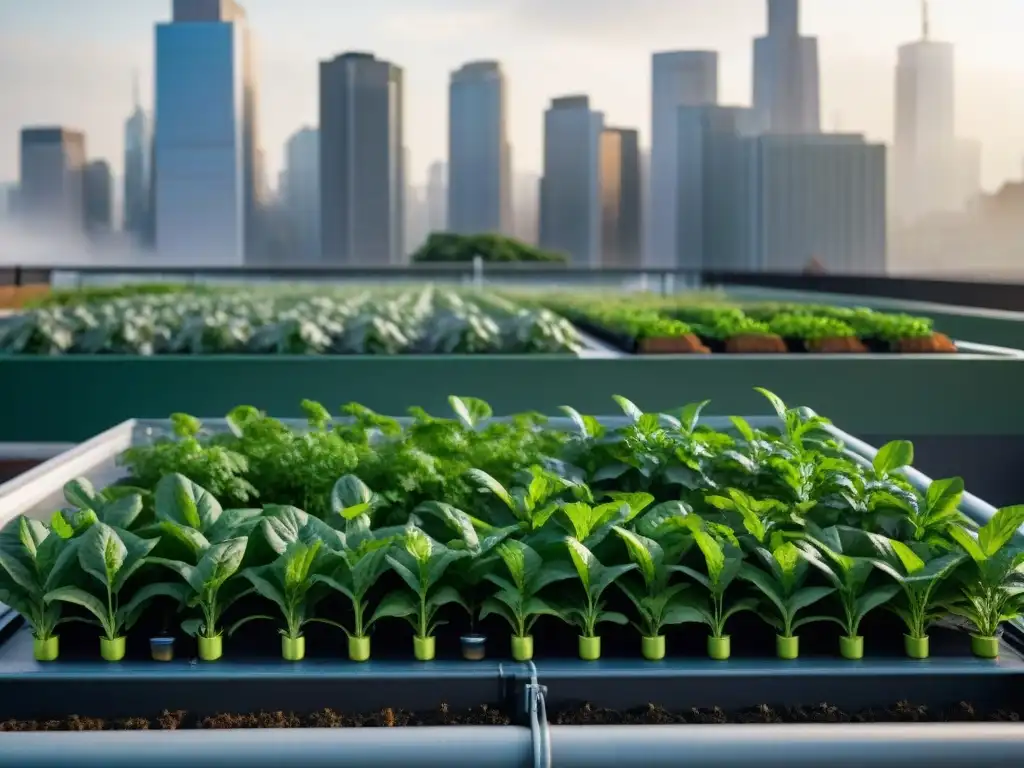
[353,597,365,637]
[419,593,428,638]
[105,584,116,640]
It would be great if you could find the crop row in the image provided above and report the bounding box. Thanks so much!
[3,390,1021,665]
[533,294,956,355]
[0,287,582,355]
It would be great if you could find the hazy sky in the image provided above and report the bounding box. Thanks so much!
[2,0,1023,191]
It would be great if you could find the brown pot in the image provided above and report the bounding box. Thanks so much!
[806,336,869,354]
[892,333,958,354]
[724,333,788,354]
[638,334,711,355]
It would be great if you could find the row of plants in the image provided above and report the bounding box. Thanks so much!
[0,287,582,355]
[2,391,1021,664]
[529,293,956,355]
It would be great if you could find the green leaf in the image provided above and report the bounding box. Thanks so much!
[428,585,468,613]
[853,584,901,625]
[678,400,711,434]
[754,387,788,421]
[261,505,344,554]
[466,469,513,509]
[159,523,211,559]
[566,538,595,593]
[612,526,659,588]
[195,538,248,591]
[978,506,1024,559]
[612,395,643,423]
[369,590,418,625]
[205,508,263,544]
[661,602,707,626]
[243,567,288,614]
[788,586,835,614]
[101,494,144,530]
[64,478,100,510]
[873,441,914,476]
[925,477,964,519]
[78,523,126,588]
[330,475,375,520]
[149,557,203,594]
[448,396,492,429]
[692,530,725,586]
[155,474,222,531]
[386,552,423,595]
[44,586,111,635]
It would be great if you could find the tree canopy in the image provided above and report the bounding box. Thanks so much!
[412,233,567,263]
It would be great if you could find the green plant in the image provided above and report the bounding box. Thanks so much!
[479,539,574,637]
[864,533,965,640]
[612,526,694,639]
[739,541,835,638]
[44,523,177,642]
[0,516,83,647]
[557,538,634,638]
[372,529,468,640]
[945,506,1024,638]
[797,526,900,639]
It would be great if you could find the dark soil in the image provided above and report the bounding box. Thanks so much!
[551,701,1022,725]
[0,703,512,731]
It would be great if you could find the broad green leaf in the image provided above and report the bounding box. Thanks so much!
[243,567,288,613]
[205,508,263,544]
[159,522,211,559]
[428,585,468,613]
[149,557,203,594]
[729,416,757,443]
[853,584,901,625]
[738,564,786,617]
[678,400,711,434]
[948,525,986,562]
[567,538,596,593]
[195,537,247,591]
[598,611,630,626]
[448,396,492,429]
[261,505,343,554]
[416,502,481,551]
[63,478,100,511]
[101,495,144,530]
[78,523,126,588]
[692,530,725,586]
[330,475,375,519]
[873,441,914,476]
[613,526,658,588]
[925,477,964,519]
[978,506,1024,559]
[603,492,655,522]
[559,406,590,438]
[754,387,788,421]
[612,395,643,423]
[788,586,835,614]
[386,551,423,595]
[661,602,706,626]
[369,590,418,624]
[155,474,222,531]
[44,585,111,634]
[479,597,516,629]
[49,511,75,540]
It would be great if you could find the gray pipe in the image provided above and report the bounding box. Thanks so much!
[548,724,1024,768]
[0,727,534,768]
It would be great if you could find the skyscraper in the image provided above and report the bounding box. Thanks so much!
[83,160,113,233]
[893,1,956,224]
[426,161,447,234]
[320,52,405,265]
[18,127,86,234]
[155,0,261,264]
[649,50,718,267]
[599,128,641,267]
[540,95,604,265]
[448,61,512,236]
[282,127,320,262]
[752,0,821,134]
[123,72,151,244]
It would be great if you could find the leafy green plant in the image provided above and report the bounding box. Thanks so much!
[372,529,468,643]
[797,526,901,645]
[44,523,177,643]
[479,539,574,646]
[612,526,694,641]
[945,507,1024,640]
[557,538,634,640]
[739,541,835,640]
[864,533,965,646]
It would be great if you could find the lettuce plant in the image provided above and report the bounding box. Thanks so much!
[557,538,634,659]
[479,540,574,659]
[797,526,900,657]
[738,541,835,657]
[467,466,573,537]
[945,506,1024,653]
[864,533,964,656]
[372,529,468,659]
[612,526,695,657]
[44,523,177,656]
[56,478,147,532]
[558,493,653,550]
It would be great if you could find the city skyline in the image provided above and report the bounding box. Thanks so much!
[2,0,1024,190]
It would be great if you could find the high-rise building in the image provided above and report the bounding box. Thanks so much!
[540,95,604,265]
[0,183,17,219]
[426,161,447,233]
[675,105,759,270]
[18,127,87,234]
[752,0,821,135]
[649,50,718,267]
[282,127,320,262]
[123,72,151,243]
[893,1,956,224]
[512,171,540,245]
[320,52,405,265]
[155,0,261,264]
[83,160,113,233]
[448,61,512,237]
[745,134,887,273]
[599,128,641,267]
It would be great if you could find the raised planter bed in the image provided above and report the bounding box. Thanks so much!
[1,400,1024,765]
